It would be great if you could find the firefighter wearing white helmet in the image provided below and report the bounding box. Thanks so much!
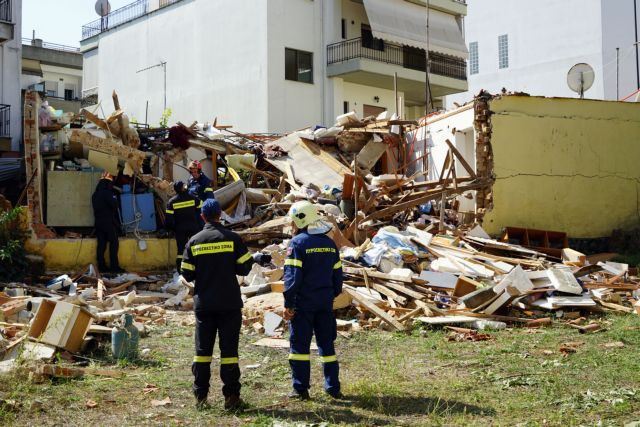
[283,200,343,400]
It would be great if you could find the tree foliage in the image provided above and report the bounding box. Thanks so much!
[0,207,31,281]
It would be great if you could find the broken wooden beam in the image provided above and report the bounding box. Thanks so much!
[344,288,405,331]
[67,129,146,173]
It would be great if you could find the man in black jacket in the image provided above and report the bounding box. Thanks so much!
[92,172,124,273]
[181,199,270,410]
[165,181,201,271]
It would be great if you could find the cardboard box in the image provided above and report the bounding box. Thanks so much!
[28,300,93,353]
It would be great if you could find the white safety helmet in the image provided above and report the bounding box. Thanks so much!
[288,201,319,229]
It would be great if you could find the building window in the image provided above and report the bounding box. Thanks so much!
[469,41,479,75]
[64,89,74,100]
[341,19,346,39]
[361,24,384,51]
[343,101,349,114]
[285,48,313,84]
[45,81,57,97]
[498,34,508,69]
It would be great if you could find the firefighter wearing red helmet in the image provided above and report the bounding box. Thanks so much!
[187,160,214,227]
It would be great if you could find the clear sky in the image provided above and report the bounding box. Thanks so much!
[22,0,132,47]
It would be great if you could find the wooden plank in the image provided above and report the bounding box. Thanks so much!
[97,280,104,302]
[0,299,28,321]
[445,139,476,179]
[67,129,145,173]
[344,288,405,331]
[34,364,124,378]
[445,309,531,323]
[342,266,413,284]
[284,162,301,191]
[112,90,126,139]
[356,138,387,171]
[81,109,109,132]
[381,281,426,300]
[363,180,489,222]
[265,134,348,188]
[371,283,407,305]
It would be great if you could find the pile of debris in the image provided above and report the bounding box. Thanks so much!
[7,91,639,373]
[240,225,639,339]
[0,267,195,375]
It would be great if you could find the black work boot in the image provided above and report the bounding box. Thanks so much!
[288,389,310,400]
[224,394,244,411]
[195,396,210,410]
[326,390,344,399]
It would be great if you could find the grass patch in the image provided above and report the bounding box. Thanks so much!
[0,312,639,426]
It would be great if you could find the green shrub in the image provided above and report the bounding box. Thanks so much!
[0,207,31,281]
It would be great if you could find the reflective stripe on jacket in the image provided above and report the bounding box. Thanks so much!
[181,222,254,311]
[165,192,200,233]
[283,230,343,310]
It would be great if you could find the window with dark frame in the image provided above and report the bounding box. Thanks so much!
[361,24,384,51]
[498,34,509,69]
[343,101,349,114]
[285,48,314,84]
[469,41,479,75]
[341,19,346,39]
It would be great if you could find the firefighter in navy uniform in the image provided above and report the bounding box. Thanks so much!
[187,160,213,227]
[283,201,343,400]
[92,172,124,274]
[181,199,271,410]
[165,181,200,271]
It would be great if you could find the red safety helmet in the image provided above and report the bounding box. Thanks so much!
[101,171,113,181]
[188,160,202,170]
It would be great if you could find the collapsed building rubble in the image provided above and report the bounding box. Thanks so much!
[2,90,639,377]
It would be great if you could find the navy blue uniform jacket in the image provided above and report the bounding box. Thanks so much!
[165,191,200,233]
[188,173,214,202]
[181,223,254,311]
[283,230,343,311]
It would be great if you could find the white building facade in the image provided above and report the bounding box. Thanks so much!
[21,38,83,115]
[446,0,640,107]
[0,0,22,151]
[80,0,469,133]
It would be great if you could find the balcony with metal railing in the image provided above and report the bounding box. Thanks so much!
[0,0,11,22]
[22,38,80,53]
[327,37,467,81]
[81,0,184,40]
[0,104,10,137]
[0,0,13,44]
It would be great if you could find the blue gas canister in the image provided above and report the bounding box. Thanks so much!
[112,313,140,360]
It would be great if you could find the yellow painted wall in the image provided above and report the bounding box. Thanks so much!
[483,96,640,238]
[26,237,177,272]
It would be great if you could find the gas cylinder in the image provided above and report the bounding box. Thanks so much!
[111,313,139,360]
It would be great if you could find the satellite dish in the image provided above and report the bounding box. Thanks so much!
[95,0,111,16]
[567,63,595,99]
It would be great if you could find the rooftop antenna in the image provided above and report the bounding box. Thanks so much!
[567,63,595,99]
[95,0,111,31]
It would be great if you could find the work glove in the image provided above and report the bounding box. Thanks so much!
[252,252,272,266]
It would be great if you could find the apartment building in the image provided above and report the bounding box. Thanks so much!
[0,0,21,151]
[80,0,468,132]
[446,0,640,107]
[22,37,83,114]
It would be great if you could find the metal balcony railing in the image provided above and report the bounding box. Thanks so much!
[0,0,11,22]
[82,0,183,40]
[22,38,80,53]
[0,104,10,137]
[327,37,467,81]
